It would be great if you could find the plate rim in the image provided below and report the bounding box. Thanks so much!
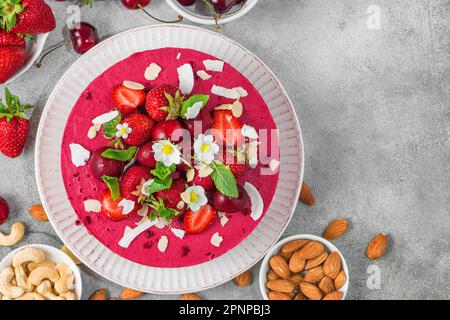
[35,24,304,294]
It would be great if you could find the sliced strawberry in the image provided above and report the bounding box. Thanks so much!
[189,170,214,191]
[145,84,182,121]
[100,189,129,222]
[211,110,243,146]
[119,165,152,199]
[121,113,154,146]
[156,179,186,209]
[184,204,217,234]
[112,84,146,115]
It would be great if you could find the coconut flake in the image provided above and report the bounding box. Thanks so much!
[144,63,162,81]
[171,228,185,239]
[176,200,185,210]
[211,85,241,99]
[210,232,223,247]
[244,182,264,221]
[177,63,194,94]
[83,199,101,213]
[124,226,133,235]
[92,111,119,125]
[235,87,248,97]
[118,199,135,215]
[137,205,149,217]
[241,124,259,139]
[220,214,229,227]
[231,100,243,117]
[203,59,224,72]
[158,236,169,253]
[135,215,149,226]
[269,159,280,172]
[176,52,181,60]
[197,70,212,81]
[118,219,158,248]
[155,218,167,229]
[70,144,90,167]
[123,80,145,91]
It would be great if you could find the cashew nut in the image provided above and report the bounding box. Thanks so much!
[28,266,60,286]
[15,292,45,300]
[54,263,75,294]
[59,291,76,300]
[36,280,64,300]
[2,295,12,300]
[12,247,45,268]
[14,265,34,292]
[27,260,55,273]
[0,222,25,247]
[0,267,24,298]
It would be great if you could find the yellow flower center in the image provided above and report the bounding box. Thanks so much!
[162,144,174,155]
[201,143,210,153]
[120,128,128,135]
[190,192,199,203]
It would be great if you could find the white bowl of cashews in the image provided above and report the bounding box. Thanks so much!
[0,244,82,300]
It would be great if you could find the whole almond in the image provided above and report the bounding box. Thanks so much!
[120,288,144,300]
[289,274,304,288]
[322,291,343,300]
[89,288,107,300]
[305,252,328,269]
[294,292,305,300]
[318,276,335,295]
[266,279,295,293]
[366,233,388,260]
[234,270,252,287]
[281,239,309,254]
[288,251,306,273]
[180,293,201,300]
[299,282,323,300]
[267,269,280,281]
[334,270,346,290]
[297,241,324,260]
[323,219,348,241]
[299,182,315,205]
[304,266,325,283]
[29,204,48,222]
[269,256,291,279]
[277,250,292,261]
[268,291,291,300]
[323,252,341,279]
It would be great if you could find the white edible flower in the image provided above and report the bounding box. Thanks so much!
[193,134,219,164]
[180,185,208,212]
[152,140,181,166]
[185,101,203,120]
[115,123,132,139]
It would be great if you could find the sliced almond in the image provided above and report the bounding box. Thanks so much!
[334,270,346,290]
[304,266,325,283]
[366,233,388,260]
[318,276,335,295]
[231,100,243,118]
[281,239,309,254]
[87,125,98,139]
[196,70,212,80]
[323,219,349,241]
[214,103,233,111]
[266,279,295,293]
[122,80,145,91]
[323,252,341,279]
[158,236,169,253]
[144,63,161,81]
[305,252,328,270]
[186,168,195,182]
[297,241,324,260]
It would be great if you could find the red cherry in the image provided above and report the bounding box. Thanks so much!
[213,185,249,213]
[121,0,151,9]
[90,147,125,181]
[182,107,212,138]
[136,142,157,168]
[0,196,10,225]
[70,22,100,54]
[151,120,184,143]
[177,0,196,5]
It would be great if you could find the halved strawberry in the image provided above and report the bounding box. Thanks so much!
[119,165,152,199]
[100,189,129,222]
[121,113,154,146]
[112,84,146,115]
[156,179,186,209]
[211,110,243,146]
[184,204,217,234]
[145,84,183,121]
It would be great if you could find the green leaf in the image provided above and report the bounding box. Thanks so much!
[143,177,172,196]
[211,161,239,198]
[103,114,121,139]
[146,196,179,222]
[0,87,32,121]
[180,94,209,118]
[101,147,137,161]
[151,162,176,180]
[102,176,120,201]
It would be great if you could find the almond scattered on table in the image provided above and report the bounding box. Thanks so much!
[299,182,315,206]
[28,204,48,222]
[119,288,144,300]
[366,233,388,260]
[323,219,348,241]
[180,293,201,300]
[234,270,252,287]
[89,288,107,300]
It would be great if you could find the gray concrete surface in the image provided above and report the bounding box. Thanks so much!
[0,0,449,300]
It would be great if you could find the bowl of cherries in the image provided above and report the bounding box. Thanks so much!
[166,0,258,27]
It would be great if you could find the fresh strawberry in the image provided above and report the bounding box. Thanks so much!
[112,84,146,115]
[189,170,214,191]
[156,179,186,209]
[184,204,217,234]
[0,88,32,157]
[228,162,249,178]
[121,113,154,146]
[0,30,25,48]
[145,84,183,121]
[211,110,244,146]
[0,0,56,34]
[119,165,152,199]
[100,189,129,222]
[0,45,25,84]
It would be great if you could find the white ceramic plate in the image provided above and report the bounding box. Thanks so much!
[166,0,258,25]
[0,244,82,300]
[35,24,303,294]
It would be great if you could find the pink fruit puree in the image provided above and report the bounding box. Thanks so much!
[61,48,279,267]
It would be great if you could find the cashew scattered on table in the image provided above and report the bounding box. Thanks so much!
[28,266,60,286]
[12,247,45,268]
[15,292,45,300]
[59,291,76,300]
[14,265,34,292]
[0,267,24,299]
[2,295,12,300]
[37,280,64,300]
[54,262,75,294]
[0,222,25,247]
[27,260,56,273]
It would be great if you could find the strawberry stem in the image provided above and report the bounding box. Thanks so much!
[137,4,183,24]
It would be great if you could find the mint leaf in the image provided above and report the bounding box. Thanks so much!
[102,176,120,201]
[101,147,137,161]
[211,161,239,198]
[151,162,176,180]
[103,114,121,139]
[144,177,172,196]
[147,196,179,222]
[180,94,209,118]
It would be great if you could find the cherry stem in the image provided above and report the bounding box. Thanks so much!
[138,4,183,24]
[35,40,71,68]
[200,0,221,31]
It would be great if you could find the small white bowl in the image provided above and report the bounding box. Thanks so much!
[166,0,259,26]
[259,234,349,300]
[4,33,49,85]
[0,244,82,300]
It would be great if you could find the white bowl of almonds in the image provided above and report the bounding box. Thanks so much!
[259,234,349,300]
[0,244,82,300]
